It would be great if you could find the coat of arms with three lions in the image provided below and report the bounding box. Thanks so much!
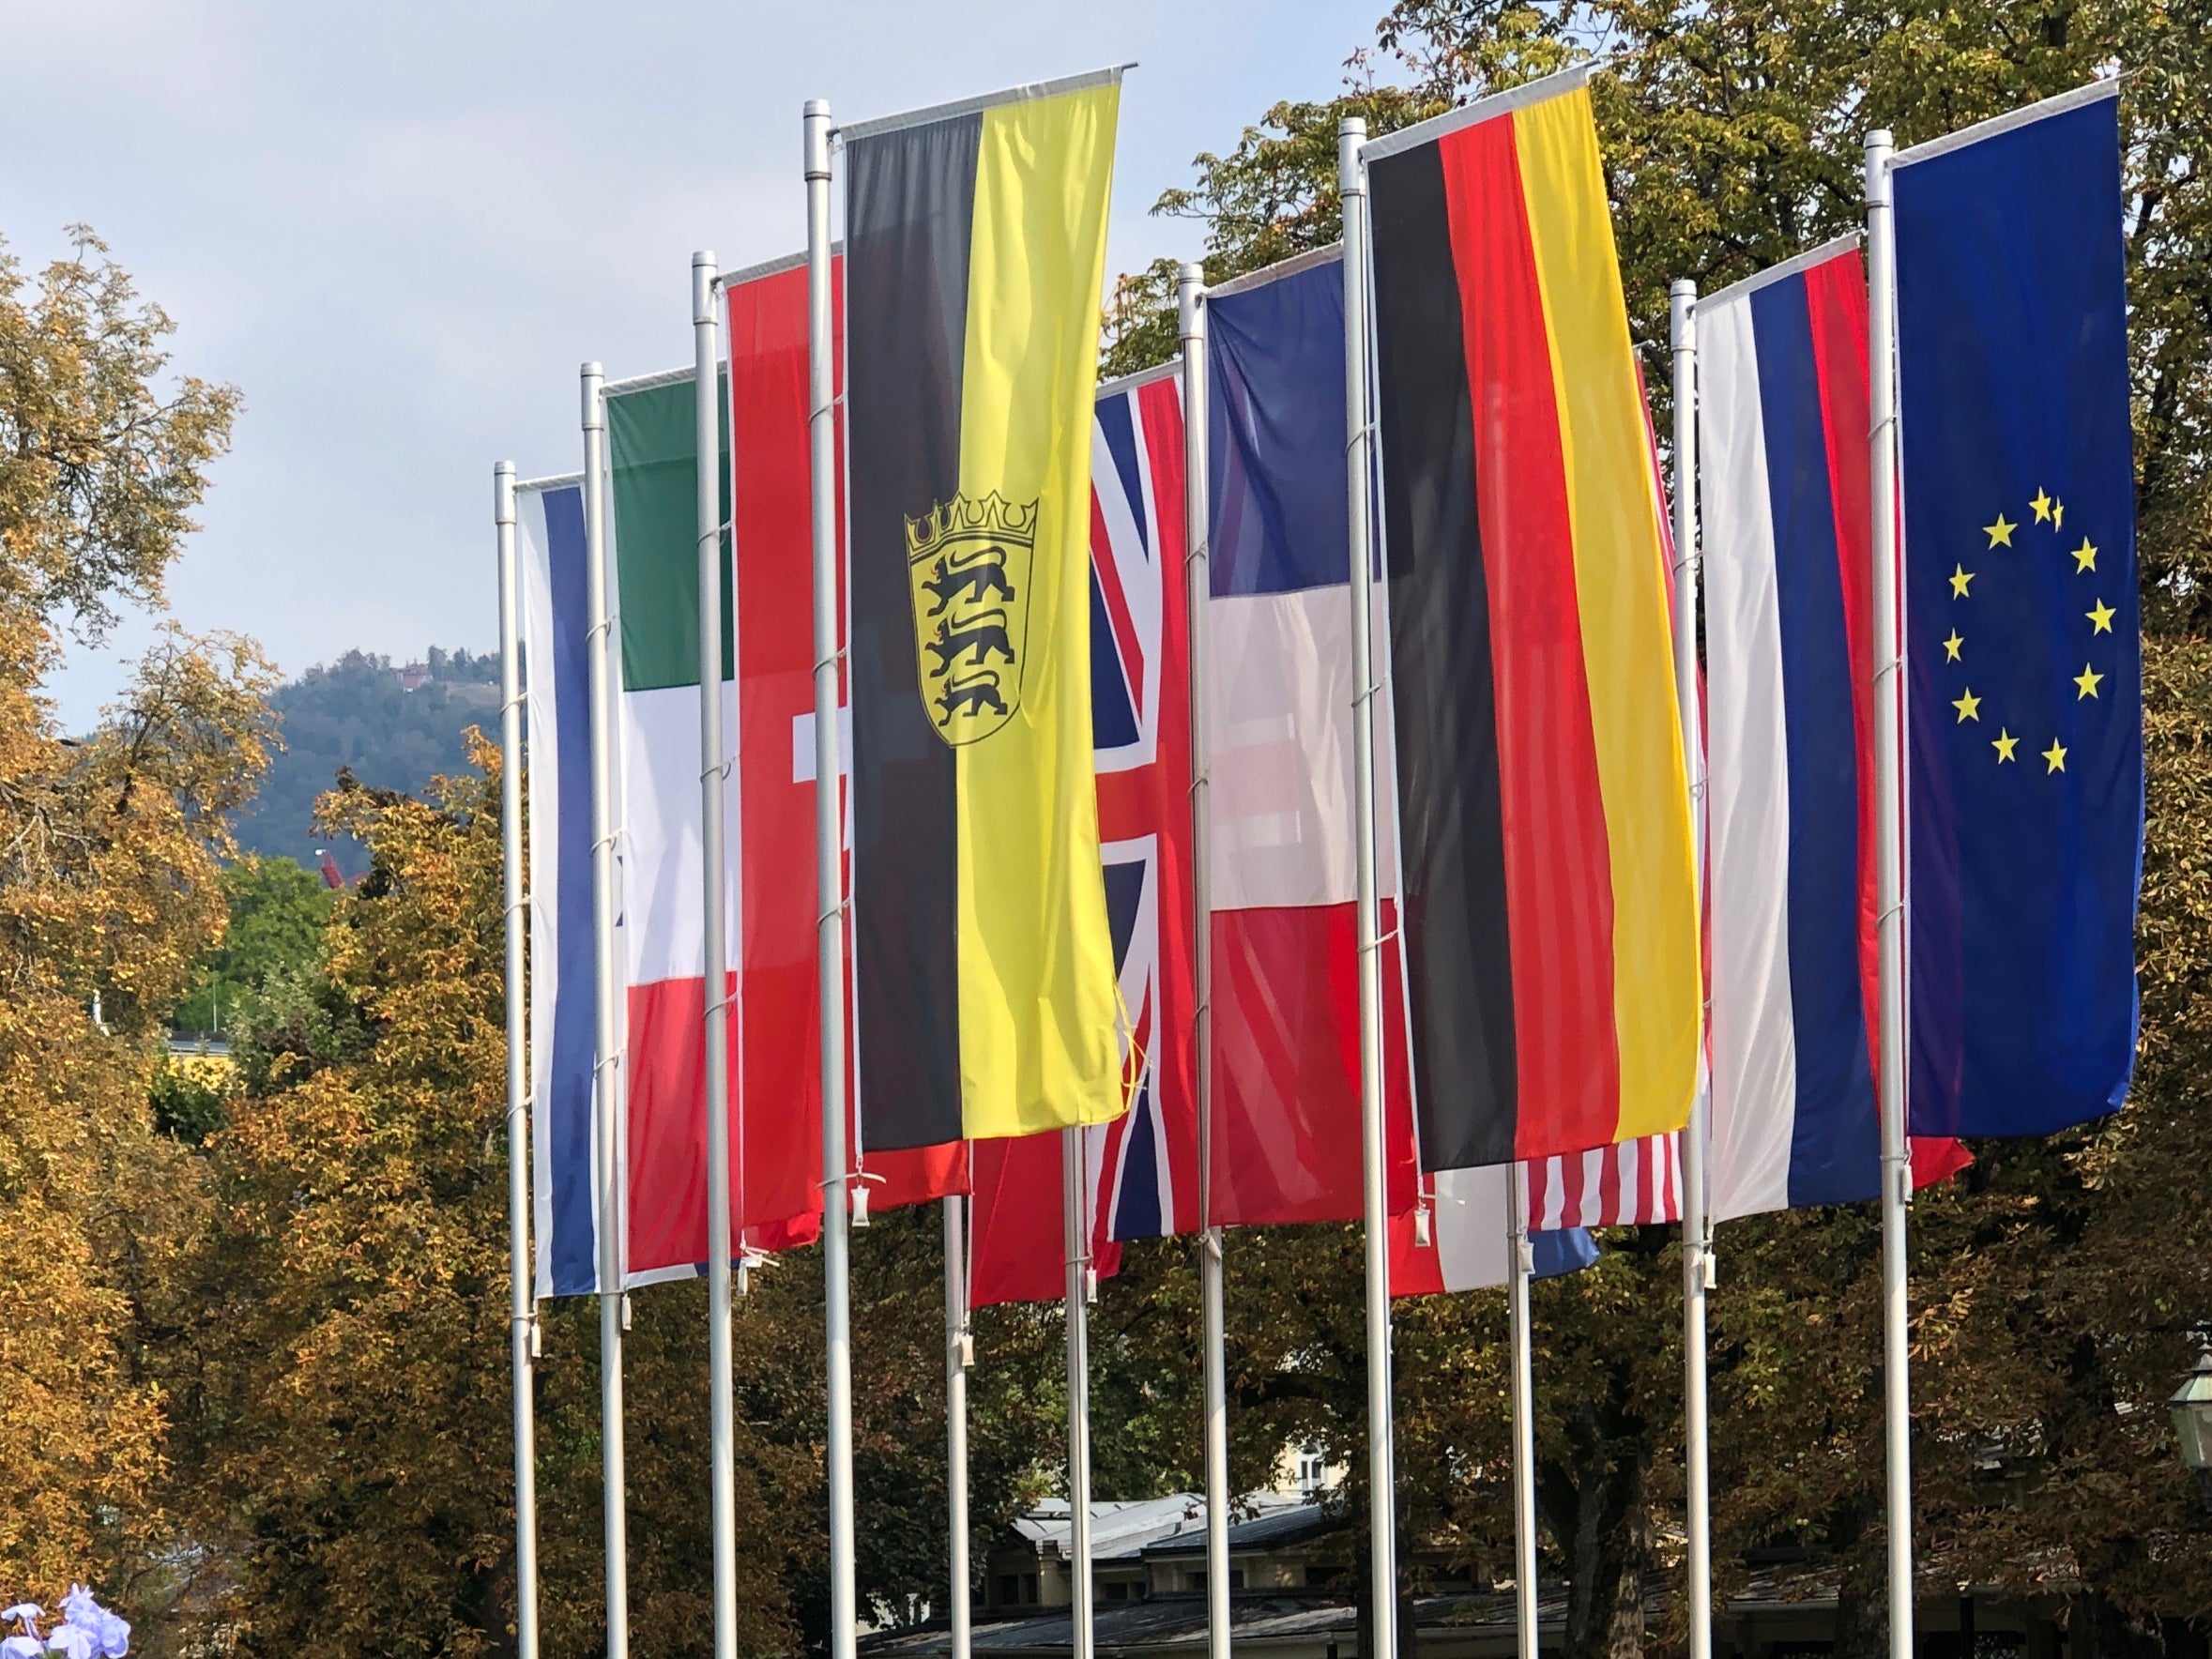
[904,491,1038,746]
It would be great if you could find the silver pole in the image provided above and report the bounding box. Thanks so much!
[496,460,542,1659]
[1177,262,1232,1659]
[944,1197,972,1659]
[1507,1168,1538,1659]
[1063,1129,1095,1659]
[1668,278,1714,1659]
[804,99,861,1659]
[692,251,740,1659]
[581,360,630,1659]
[1338,115,1397,1659]
[1864,127,1915,1659]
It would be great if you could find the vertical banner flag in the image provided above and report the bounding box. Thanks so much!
[844,68,1128,1149]
[603,367,755,1282]
[726,253,974,1220]
[725,254,834,1248]
[1203,246,1419,1226]
[519,476,603,1298]
[1365,68,1701,1170]
[1086,362,1199,1243]
[725,254,829,1245]
[1894,83,2142,1137]
[1699,241,1971,1218]
[970,363,1199,1306]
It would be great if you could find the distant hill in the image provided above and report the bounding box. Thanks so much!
[236,647,500,877]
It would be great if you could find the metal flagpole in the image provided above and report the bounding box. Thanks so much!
[1864,127,1916,1659]
[1177,262,1231,1659]
[692,251,740,1659]
[803,97,861,1659]
[1337,114,1397,1659]
[581,360,631,1659]
[944,1197,972,1659]
[495,460,542,1659]
[1063,1129,1096,1659]
[1507,1167,1538,1659]
[1668,278,1715,1659]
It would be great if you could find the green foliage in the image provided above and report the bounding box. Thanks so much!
[169,853,334,1034]
[147,1058,230,1144]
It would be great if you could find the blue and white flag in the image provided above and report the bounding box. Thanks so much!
[518,476,607,1298]
[1895,83,2143,1137]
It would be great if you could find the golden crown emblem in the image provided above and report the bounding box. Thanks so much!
[905,490,1039,560]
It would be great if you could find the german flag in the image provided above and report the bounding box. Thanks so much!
[1365,68,1701,1169]
[844,69,1125,1149]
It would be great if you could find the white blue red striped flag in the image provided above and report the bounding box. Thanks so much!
[1699,237,1969,1221]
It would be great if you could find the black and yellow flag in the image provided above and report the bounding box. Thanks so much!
[845,68,1124,1149]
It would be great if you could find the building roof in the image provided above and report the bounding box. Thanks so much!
[1011,1495,1210,1563]
[1007,1494,1333,1566]
[1141,1500,1337,1560]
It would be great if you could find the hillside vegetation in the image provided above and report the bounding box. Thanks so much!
[236,646,497,875]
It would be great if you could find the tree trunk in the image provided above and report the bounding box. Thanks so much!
[1537,1392,1651,1659]
[1830,1587,1884,1659]
[1828,1499,1884,1659]
[2069,1591,2166,1659]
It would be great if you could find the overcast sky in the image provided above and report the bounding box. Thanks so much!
[5,0,1381,730]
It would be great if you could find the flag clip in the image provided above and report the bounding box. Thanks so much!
[1413,1203,1433,1249]
[851,1184,872,1228]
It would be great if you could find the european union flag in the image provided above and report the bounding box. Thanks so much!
[1896,84,2143,1138]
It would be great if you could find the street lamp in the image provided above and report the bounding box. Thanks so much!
[2168,1347,2212,1511]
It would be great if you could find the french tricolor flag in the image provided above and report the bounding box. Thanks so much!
[1698,237,1967,1221]
[1204,247,1420,1230]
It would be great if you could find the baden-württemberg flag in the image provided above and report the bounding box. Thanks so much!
[844,68,1125,1149]
[1895,82,2143,1137]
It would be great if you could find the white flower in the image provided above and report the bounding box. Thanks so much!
[53,1592,123,1659]
[3,1637,43,1659]
[43,1625,92,1659]
[0,1609,38,1637]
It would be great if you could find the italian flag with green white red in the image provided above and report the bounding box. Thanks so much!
[604,366,771,1280]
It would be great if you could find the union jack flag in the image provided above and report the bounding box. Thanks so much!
[1086,363,1198,1246]
[968,364,1198,1306]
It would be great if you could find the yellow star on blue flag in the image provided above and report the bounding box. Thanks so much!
[1895,82,2141,1140]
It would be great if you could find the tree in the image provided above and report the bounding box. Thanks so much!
[168,853,334,1036]
[0,229,236,640]
[0,224,259,1629]
[175,744,1080,1658]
